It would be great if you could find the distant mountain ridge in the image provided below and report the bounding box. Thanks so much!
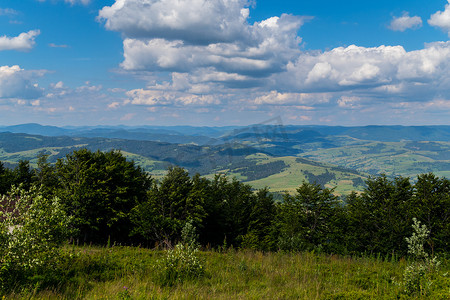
[1,123,449,190]
[1,123,450,143]
[0,130,369,195]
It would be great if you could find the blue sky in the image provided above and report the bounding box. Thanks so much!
[1,0,450,126]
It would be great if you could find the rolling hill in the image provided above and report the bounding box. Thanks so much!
[1,123,450,194]
[0,130,368,195]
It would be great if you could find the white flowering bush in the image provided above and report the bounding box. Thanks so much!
[403,218,441,296]
[156,221,204,286]
[0,186,73,292]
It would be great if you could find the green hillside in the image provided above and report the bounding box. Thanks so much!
[205,154,366,195]
[299,140,450,179]
[2,124,450,194]
[0,132,368,194]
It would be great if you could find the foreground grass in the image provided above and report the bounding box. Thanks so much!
[6,246,450,299]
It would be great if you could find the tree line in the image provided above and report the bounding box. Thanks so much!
[0,149,449,256]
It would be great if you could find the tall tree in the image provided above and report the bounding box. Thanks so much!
[55,149,152,243]
[34,152,58,198]
[346,175,413,255]
[276,182,340,252]
[131,167,206,246]
[413,173,450,252]
[12,160,35,190]
[241,187,277,251]
[0,162,13,195]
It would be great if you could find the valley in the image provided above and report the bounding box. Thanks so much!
[1,124,449,195]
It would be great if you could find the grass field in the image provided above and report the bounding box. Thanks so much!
[1,137,450,195]
[7,245,449,299]
[299,141,450,179]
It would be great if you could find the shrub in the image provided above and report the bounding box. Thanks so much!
[0,186,73,292]
[402,218,441,296]
[156,221,204,286]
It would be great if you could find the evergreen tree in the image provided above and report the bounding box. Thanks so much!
[413,173,450,252]
[276,182,339,252]
[131,167,206,246]
[0,161,13,195]
[241,187,277,251]
[55,149,152,243]
[12,160,35,190]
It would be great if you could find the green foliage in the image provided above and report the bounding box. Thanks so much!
[241,188,276,251]
[130,167,206,246]
[181,219,199,248]
[276,182,340,252]
[0,162,14,195]
[7,245,449,299]
[403,218,441,296]
[0,186,73,292]
[413,173,450,253]
[55,149,152,243]
[345,175,414,255]
[34,152,58,198]
[156,222,204,287]
[12,160,36,191]
[303,169,336,187]
[201,174,256,247]
[117,286,133,299]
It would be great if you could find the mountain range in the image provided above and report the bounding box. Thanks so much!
[1,123,449,195]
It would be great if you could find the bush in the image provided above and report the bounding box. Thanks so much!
[156,221,204,286]
[0,186,73,293]
[402,218,441,296]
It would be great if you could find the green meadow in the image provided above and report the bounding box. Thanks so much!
[7,245,450,299]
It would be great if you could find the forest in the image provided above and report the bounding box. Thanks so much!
[0,148,449,298]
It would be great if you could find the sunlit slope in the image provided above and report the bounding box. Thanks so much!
[299,140,450,179]
[204,153,367,195]
[0,132,368,194]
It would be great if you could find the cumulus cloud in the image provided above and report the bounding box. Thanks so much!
[337,96,362,109]
[428,0,450,36]
[98,0,450,118]
[99,0,252,44]
[389,12,422,31]
[253,90,330,105]
[276,42,450,97]
[0,65,43,99]
[127,88,220,106]
[99,0,306,83]
[0,30,40,51]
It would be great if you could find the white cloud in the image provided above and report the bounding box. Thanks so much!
[253,90,330,105]
[97,0,450,121]
[0,30,40,51]
[389,12,422,32]
[0,65,43,99]
[66,0,91,4]
[49,43,69,48]
[428,0,450,36]
[278,45,404,92]
[276,42,450,97]
[127,88,220,106]
[99,0,305,82]
[0,8,18,16]
[337,96,362,108]
[37,0,91,5]
[120,113,135,121]
[108,101,121,109]
[98,0,253,44]
[425,98,450,110]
